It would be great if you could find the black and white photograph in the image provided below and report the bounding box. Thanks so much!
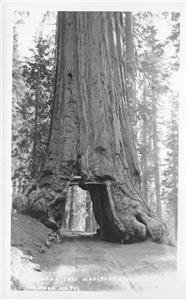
[1,1,186,298]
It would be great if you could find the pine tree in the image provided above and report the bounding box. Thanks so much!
[12,12,56,195]
[161,95,178,240]
[160,12,179,242]
[134,15,165,219]
[12,12,30,193]
[134,12,179,239]
[21,33,55,179]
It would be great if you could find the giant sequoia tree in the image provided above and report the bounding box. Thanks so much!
[31,12,165,243]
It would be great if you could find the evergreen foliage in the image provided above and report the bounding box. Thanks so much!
[12,14,55,191]
[133,12,179,241]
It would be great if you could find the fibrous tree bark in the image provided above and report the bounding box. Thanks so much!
[151,96,163,222]
[32,12,165,243]
[141,83,148,204]
[125,12,137,137]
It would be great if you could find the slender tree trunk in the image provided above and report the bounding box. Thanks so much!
[12,180,17,194]
[171,105,178,240]
[125,12,137,137]
[85,196,92,232]
[152,97,162,221]
[31,72,40,178]
[141,84,148,203]
[91,208,97,232]
[62,194,69,229]
[68,186,74,230]
[18,179,22,193]
[29,12,166,243]
[32,104,38,177]
[172,149,178,241]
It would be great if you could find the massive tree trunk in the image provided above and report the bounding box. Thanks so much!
[35,12,165,243]
[125,12,137,138]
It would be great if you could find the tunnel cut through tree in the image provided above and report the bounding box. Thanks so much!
[35,12,165,243]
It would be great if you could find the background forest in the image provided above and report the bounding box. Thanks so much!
[12,11,180,244]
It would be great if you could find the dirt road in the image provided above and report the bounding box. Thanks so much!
[11,213,182,297]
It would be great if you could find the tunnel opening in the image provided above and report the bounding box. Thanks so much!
[60,175,124,242]
[62,184,98,235]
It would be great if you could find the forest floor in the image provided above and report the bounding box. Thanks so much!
[11,212,183,297]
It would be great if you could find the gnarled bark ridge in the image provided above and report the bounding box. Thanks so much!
[38,12,165,243]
